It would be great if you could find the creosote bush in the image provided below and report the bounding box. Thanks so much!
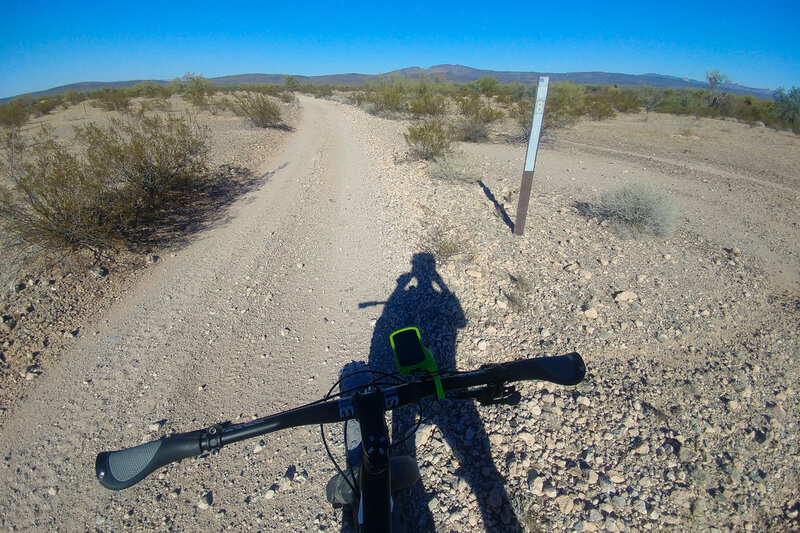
[585,99,616,121]
[404,119,453,160]
[406,119,454,160]
[93,89,132,113]
[456,95,505,141]
[0,102,30,130]
[0,112,209,264]
[369,75,408,114]
[578,182,677,236]
[409,92,447,118]
[544,82,585,131]
[231,92,284,128]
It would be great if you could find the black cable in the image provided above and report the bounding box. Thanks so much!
[319,368,409,499]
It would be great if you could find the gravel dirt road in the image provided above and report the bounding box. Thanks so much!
[0,96,409,531]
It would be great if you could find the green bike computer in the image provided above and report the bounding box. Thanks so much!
[389,327,444,399]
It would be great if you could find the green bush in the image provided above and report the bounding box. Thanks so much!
[0,127,116,255]
[369,75,407,114]
[585,98,616,121]
[509,100,533,142]
[455,95,504,141]
[0,113,209,262]
[409,92,447,117]
[544,83,585,130]
[63,89,89,106]
[404,119,453,160]
[78,113,209,216]
[774,86,800,125]
[0,102,30,130]
[32,96,63,116]
[578,182,677,236]
[231,92,284,128]
[93,89,131,113]
[608,87,641,113]
[179,73,215,108]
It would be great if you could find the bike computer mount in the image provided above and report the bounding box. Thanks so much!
[389,327,444,399]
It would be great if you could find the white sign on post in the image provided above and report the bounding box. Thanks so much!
[514,76,550,235]
[525,77,549,171]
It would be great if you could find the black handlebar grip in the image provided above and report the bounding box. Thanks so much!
[95,430,205,490]
[505,352,586,386]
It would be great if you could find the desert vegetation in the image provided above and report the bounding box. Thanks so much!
[1,72,793,273]
[0,77,298,280]
[0,112,209,269]
[576,183,678,236]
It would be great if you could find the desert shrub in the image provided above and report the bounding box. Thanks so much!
[283,75,302,92]
[473,76,500,96]
[63,89,88,106]
[369,75,407,114]
[578,182,677,236]
[774,86,800,125]
[427,154,478,183]
[78,113,209,217]
[509,99,533,142]
[278,91,297,103]
[0,102,30,130]
[129,81,172,99]
[409,92,447,117]
[0,113,209,263]
[94,89,131,113]
[138,97,172,113]
[404,119,453,160]
[544,82,585,130]
[231,92,284,128]
[0,127,117,257]
[705,70,729,109]
[179,73,215,108]
[585,98,616,121]
[360,101,378,115]
[311,85,334,98]
[608,87,641,113]
[32,96,63,116]
[455,95,504,141]
[638,86,663,116]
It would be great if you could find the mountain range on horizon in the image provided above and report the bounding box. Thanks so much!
[2,64,775,102]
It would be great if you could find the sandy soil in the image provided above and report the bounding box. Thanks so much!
[0,97,797,532]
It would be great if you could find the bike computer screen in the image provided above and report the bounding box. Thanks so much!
[392,328,426,368]
[390,327,444,398]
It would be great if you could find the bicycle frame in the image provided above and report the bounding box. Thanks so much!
[350,386,393,530]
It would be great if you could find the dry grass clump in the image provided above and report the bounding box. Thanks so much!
[578,182,678,236]
[420,222,470,263]
[426,154,479,183]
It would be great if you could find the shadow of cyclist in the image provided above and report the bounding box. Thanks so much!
[359,252,522,532]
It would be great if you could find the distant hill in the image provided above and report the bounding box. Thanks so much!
[1,64,774,103]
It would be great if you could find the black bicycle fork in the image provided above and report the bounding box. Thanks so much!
[350,386,392,532]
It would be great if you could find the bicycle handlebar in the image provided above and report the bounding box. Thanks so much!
[96,352,585,490]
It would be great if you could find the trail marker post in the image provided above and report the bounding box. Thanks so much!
[513,76,549,236]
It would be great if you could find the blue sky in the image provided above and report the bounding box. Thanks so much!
[1,0,798,99]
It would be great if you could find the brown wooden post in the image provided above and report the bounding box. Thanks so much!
[513,76,549,236]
